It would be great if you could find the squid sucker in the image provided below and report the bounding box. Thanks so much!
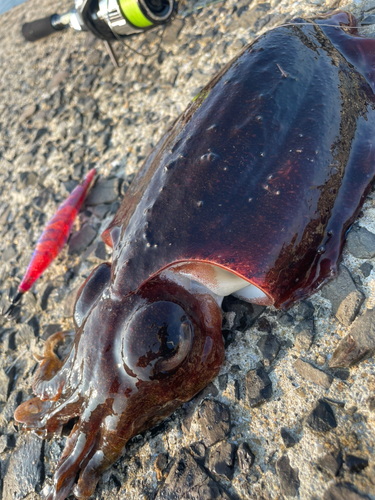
[14,11,375,500]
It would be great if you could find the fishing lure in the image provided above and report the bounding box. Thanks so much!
[4,168,96,317]
[14,11,375,500]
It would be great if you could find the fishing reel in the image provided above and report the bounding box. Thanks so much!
[22,0,176,63]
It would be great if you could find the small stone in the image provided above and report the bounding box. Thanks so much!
[208,441,236,479]
[323,482,371,500]
[257,317,272,333]
[0,368,10,402]
[294,319,314,351]
[257,333,281,365]
[94,241,109,260]
[20,103,37,121]
[276,455,300,497]
[359,261,373,277]
[280,428,297,448]
[2,433,44,500]
[346,226,375,259]
[321,265,364,326]
[68,225,97,254]
[237,442,255,474]
[222,295,264,332]
[63,287,80,318]
[245,366,273,407]
[218,373,228,391]
[317,448,343,476]
[155,448,231,500]
[82,74,96,89]
[232,39,245,50]
[329,308,375,368]
[294,300,315,321]
[306,400,337,433]
[163,18,185,45]
[87,49,101,66]
[197,400,231,447]
[48,71,69,91]
[344,455,369,473]
[86,177,120,205]
[154,453,168,480]
[294,359,333,389]
[190,442,206,459]
[18,171,38,188]
[40,282,55,311]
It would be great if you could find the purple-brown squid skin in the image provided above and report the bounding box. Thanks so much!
[14,10,375,500]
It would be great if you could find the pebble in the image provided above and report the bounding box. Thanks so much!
[293,358,333,389]
[321,265,365,326]
[346,226,375,259]
[19,103,37,122]
[208,441,236,479]
[0,368,10,402]
[306,400,337,433]
[329,308,375,368]
[294,319,315,351]
[323,482,371,500]
[245,366,273,407]
[2,433,43,500]
[316,447,343,476]
[256,333,280,366]
[359,261,373,277]
[236,442,255,474]
[275,455,300,497]
[154,453,168,480]
[197,400,231,447]
[85,177,120,205]
[68,224,98,254]
[344,454,369,473]
[155,448,231,500]
[163,18,185,45]
[280,428,297,448]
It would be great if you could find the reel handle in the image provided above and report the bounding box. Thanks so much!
[22,15,66,42]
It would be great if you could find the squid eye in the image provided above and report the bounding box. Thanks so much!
[122,301,193,381]
[74,263,111,328]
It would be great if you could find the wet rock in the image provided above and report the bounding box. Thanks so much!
[280,428,297,448]
[317,447,343,476]
[86,177,120,205]
[155,448,231,500]
[222,295,265,332]
[208,441,236,479]
[276,455,300,497]
[321,265,365,326]
[344,455,369,473]
[2,433,44,500]
[237,442,255,474]
[0,368,10,402]
[294,319,314,351]
[323,482,371,500]
[257,333,280,366]
[306,400,337,433]
[197,400,231,447]
[329,308,375,368]
[68,224,97,254]
[346,226,375,259]
[245,366,272,407]
[293,359,333,389]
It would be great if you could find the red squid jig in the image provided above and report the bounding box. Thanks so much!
[3,168,96,317]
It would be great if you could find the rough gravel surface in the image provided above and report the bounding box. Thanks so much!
[0,0,375,499]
